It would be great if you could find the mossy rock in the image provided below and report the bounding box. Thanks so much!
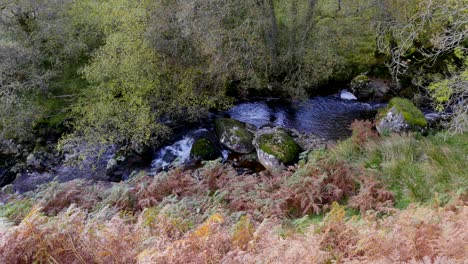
[257,131,301,164]
[254,129,301,171]
[350,75,373,100]
[384,98,427,127]
[190,138,219,160]
[215,118,254,154]
[351,74,369,83]
[376,97,427,134]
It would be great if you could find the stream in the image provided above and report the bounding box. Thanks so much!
[8,94,392,192]
[150,95,386,172]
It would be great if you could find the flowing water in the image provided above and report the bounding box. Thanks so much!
[228,96,385,140]
[150,95,386,172]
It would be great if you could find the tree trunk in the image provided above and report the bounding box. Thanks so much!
[299,0,318,54]
[263,0,279,67]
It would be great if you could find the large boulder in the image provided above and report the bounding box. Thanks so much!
[376,97,427,134]
[254,128,301,172]
[190,138,220,161]
[350,75,391,101]
[340,90,357,100]
[215,118,254,154]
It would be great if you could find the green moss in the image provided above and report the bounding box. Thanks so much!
[389,97,427,127]
[215,118,246,135]
[214,118,254,152]
[351,74,369,83]
[258,131,301,164]
[191,138,218,160]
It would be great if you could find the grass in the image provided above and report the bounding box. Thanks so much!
[0,123,466,263]
[332,129,467,206]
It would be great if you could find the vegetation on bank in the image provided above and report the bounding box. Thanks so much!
[1,0,466,149]
[1,124,466,263]
[0,0,466,262]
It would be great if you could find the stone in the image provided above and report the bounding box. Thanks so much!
[106,151,127,181]
[376,97,427,135]
[26,151,52,172]
[350,75,372,100]
[0,140,22,157]
[1,184,14,194]
[215,118,255,154]
[190,138,220,161]
[340,90,357,100]
[350,75,391,101]
[254,128,301,172]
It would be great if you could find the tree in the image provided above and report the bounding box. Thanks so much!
[0,0,103,141]
[0,41,47,141]
[374,0,467,132]
[68,0,230,150]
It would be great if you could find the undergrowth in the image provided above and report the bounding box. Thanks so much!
[0,122,466,263]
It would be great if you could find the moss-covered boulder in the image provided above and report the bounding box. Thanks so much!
[376,97,427,134]
[254,128,301,172]
[215,118,254,154]
[350,75,372,100]
[350,75,391,101]
[190,138,220,160]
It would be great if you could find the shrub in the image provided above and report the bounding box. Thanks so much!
[350,120,378,147]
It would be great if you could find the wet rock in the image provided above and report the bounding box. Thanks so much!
[340,90,357,100]
[254,127,301,172]
[26,151,54,172]
[190,138,220,161]
[371,79,391,101]
[106,151,127,181]
[13,171,55,193]
[229,152,265,173]
[350,75,372,100]
[215,118,255,154]
[376,97,427,134]
[424,112,451,130]
[350,75,391,101]
[288,128,331,151]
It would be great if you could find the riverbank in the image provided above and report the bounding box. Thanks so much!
[0,129,466,263]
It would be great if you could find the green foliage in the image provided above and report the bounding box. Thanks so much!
[0,198,34,224]
[0,41,46,141]
[333,131,468,204]
[427,47,467,133]
[68,0,230,148]
[1,0,466,147]
[0,0,105,141]
[375,0,467,126]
